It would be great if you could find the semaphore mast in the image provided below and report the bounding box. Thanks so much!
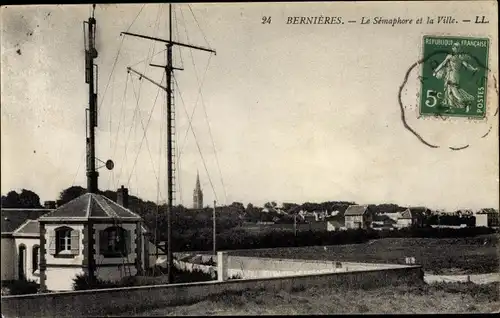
[85,4,99,195]
[121,3,216,284]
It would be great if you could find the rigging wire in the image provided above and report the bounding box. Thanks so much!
[174,77,219,203]
[71,150,86,187]
[128,48,167,69]
[97,3,146,115]
[199,80,228,205]
[115,5,163,189]
[125,73,166,188]
[115,78,140,189]
[187,4,212,48]
[112,74,130,160]
[173,5,183,205]
[178,6,225,204]
[173,6,184,69]
[178,30,227,204]
[177,7,210,158]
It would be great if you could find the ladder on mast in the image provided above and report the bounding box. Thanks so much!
[121,3,216,284]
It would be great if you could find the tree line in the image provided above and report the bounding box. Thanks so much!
[1,187,493,242]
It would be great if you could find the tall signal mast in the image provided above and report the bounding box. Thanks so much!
[85,4,99,194]
[122,3,216,284]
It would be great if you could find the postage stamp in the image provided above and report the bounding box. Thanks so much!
[419,36,490,118]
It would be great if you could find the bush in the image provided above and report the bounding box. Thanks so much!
[72,273,120,291]
[74,266,215,291]
[7,279,39,295]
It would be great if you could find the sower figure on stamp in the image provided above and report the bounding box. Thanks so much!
[432,42,478,113]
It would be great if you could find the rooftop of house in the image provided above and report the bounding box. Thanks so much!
[344,205,369,216]
[38,193,142,222]
[373,214,397,223]
[13,219,40,237]
[1,208,52,234]
[327,219,345,228]
[399,209,413,219]
[407,207,429,214]
[477,208,499,214]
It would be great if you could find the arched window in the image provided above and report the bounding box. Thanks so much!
[32,245,40,273]
[56,227,72,253]
[48,226,80,256]
[100,226,129,257]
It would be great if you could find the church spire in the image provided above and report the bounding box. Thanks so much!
[196,170,201,190]
[193,170,203,209]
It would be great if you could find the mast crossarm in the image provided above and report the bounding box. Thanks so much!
[121,31,216,55]
[127,67,169,92]
[150,63,184,71]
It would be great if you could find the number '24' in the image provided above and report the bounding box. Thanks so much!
[262,16,272,24]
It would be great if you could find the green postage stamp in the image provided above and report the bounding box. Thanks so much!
[420,36,489,118]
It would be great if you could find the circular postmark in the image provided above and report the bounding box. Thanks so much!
[398,36,498,150]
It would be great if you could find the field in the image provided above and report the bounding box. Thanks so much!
[221,235,499,274]
[123,282,500,315]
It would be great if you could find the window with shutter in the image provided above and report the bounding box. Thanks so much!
[125,230,131,255]
[101,226,127,257]
[70,231,80,255]
[48,230,56,255]
[99,230,108,255]
[54,226,73,255]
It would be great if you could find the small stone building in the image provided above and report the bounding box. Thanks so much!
[344,205,373,229]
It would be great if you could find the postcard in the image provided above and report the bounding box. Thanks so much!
[1,1,498,316]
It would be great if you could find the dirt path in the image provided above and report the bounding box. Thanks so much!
[424,272,500,284]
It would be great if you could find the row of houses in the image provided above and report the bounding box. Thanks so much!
[310,205,498,231]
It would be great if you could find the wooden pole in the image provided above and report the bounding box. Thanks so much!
[166,3,174,284]
[294,214,297,236]
[213,200,217,256]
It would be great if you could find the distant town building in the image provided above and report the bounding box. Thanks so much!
[344,205,373,229]
[395,208,425,228]
[475,208,499,227]
[327,220,346,232]
[371,214,397,230]
[192,172,204,209]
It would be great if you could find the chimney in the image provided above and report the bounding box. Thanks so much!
[117,185,129,208]
[56,200,64,208]
[44,201,56,209]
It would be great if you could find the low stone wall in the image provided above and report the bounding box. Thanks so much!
[173,253,411,279]
[1,265,423,318]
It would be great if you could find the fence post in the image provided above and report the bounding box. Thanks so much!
[217,251,228,282]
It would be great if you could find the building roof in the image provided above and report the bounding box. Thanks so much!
[38,193,142,222]
[407,207,428,215]
[1,208,51,234]
[373,214,397,223]
[344,205,369,216]
[13,219,40,237]
[478,208,499,214]
[400,209,413,219]
[400,208,426,219]
[327,220,345,228]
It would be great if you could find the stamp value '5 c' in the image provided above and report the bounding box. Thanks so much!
[420,36,489,118]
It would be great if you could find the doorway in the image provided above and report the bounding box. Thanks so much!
[18,245,27,280]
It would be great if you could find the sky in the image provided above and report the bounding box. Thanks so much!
[1,2,499,211]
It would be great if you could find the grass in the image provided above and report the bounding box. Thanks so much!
[122,282,500,315]
[224,234,499,274]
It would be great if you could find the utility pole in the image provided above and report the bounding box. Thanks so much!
[121,3,216,284]
[84,3,98,284]
[213,200,217,256]
[294,214,297,237]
